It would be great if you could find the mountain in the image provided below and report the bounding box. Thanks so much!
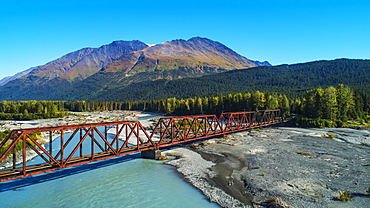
[0,40,149,100]
[252,60,272,66]
[0,37,268,101]
[57,37,267,100]
[0,66,37,86]
[27,40,149,82]
[101,37,261,75]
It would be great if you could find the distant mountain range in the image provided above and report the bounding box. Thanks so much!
[0,37,270,101]
[0,66,38,86]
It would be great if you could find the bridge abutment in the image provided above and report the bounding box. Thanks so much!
[141,149,162,160]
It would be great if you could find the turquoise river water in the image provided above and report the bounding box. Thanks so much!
[0,114,220,208]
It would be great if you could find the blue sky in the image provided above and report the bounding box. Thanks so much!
[0,0,369,79]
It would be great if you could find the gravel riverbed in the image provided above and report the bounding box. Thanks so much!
[164,127,370,208]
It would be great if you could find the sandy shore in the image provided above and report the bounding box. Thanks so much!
[163,127,370,208]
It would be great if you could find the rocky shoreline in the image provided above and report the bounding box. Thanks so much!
[164,127,370,208]
[164,148,248,208]
[0,110,140,131]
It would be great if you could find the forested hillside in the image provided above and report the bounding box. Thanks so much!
[90,59,370,101]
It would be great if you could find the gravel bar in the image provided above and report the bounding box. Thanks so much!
[164,127,370,208]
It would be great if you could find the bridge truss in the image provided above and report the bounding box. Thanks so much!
[0,110,282,182]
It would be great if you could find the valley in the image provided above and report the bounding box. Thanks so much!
[1,37,369,208]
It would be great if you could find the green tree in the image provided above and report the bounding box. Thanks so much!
[278,94,290,117]
[322,86,338,120]
[251,91,266,110]
[266,94,279,110]
[336,84,354,121]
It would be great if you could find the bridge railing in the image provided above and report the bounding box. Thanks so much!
[150,114,224,147]
[220,109,281,131]
[0,121,155,181]
[150,109,282,147]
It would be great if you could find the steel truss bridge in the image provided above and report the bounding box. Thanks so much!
[0,110,282,182]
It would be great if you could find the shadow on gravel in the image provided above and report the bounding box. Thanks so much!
[351,193,370,198]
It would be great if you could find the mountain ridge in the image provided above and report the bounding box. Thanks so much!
[28,40,149,82]
[101,37,263,75]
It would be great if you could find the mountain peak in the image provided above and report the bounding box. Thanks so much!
[103,36,260,76]
[109,40,147,46]
[188,36,212,42]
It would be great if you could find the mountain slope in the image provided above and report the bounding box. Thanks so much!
[0,40,149,100]
[89,59,370,101]
[28,40,149,82]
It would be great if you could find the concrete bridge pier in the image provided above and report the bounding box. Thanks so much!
[141,149,162,160]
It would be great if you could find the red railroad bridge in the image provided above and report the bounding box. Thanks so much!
[0,110,282,182]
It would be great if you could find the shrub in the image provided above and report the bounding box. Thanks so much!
[296,151,312,157]
[334,191,351,201]
[250,128,261,131]
[322,133,335,139]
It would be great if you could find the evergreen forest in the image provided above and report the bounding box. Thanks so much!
[85,59,370,101]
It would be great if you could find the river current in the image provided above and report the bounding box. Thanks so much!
[0,114,220,208]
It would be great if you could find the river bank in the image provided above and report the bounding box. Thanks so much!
[163,127,370,208]
[0,110,141,131]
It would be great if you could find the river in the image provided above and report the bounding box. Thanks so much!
[0,114,220,208]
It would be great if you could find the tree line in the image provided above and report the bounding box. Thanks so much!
[125,85,369,128]
[0,100,67,120]
[0,85,368,128]
[289,84,369,127]
[125,91,290,117]
[0,100,129,120]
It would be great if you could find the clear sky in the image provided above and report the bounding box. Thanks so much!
[1,0,369,79]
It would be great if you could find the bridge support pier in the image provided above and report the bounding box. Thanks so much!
[141,149,162,160]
